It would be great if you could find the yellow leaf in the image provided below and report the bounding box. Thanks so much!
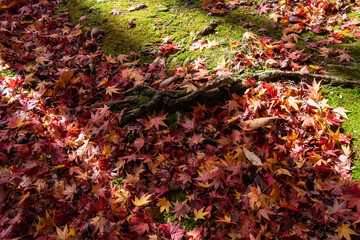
[336,223,358,240]
[243,31,259,40]
[54,224,69,240]
[24,73,36,85]
[105,85,119,96]
[70,77,80,84]
[193,207,210,221]
[286,96,300,111]
[275,168,293,177]
[106,54,117,64]
[52,165,65,170]
[89,215,107,234]
[133,193,152,207]
[18,191,30,205]
[187,194,195,201]
[216,215,232,223]
[97,78,108,87]
[102,145,113,156]
[59,71,75,86]
[197,181,213,188]
[184,83,197,93]
[114,188,130,207]
[156,197,172,213]
[105,130,120,144]
[226,115,240,125]
[36,210,55,234]
[333,107,350,120]
[329,128,341,143]
[341,145,351,156]
[148,234,160,240]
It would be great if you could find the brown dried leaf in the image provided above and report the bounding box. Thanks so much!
[242,147,263,166]
[240,117,279,129]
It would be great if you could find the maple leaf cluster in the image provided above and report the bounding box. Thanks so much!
[198,0,359,75]
[0,0,360,239]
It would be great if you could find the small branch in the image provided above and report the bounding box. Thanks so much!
[165,15,176,26]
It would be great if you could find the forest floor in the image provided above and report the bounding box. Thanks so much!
[1,0,360,239]
[58,0,360,178]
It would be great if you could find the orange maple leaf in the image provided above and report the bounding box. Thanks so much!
[336,223,358,240]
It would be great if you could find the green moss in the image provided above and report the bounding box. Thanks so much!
[159,211,203,231]
[337,43,360,62]
[158,191,204,230]
[325,63,360,82]
[322,86,360,180]
[59,0,284,69]
[166,112,179,128]
[181,214,205,231]
[353,162,360,181]
[322,41,360,80]
[138,94,151,105]
[159,211,175,224]
[168,191,187,202]
[0,69,17,77]
[111,177,124,185]
[349,11,360,19]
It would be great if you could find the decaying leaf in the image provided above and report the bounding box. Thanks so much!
[242,147,263,166]
[129,3,147,12]
[240,117,279,129]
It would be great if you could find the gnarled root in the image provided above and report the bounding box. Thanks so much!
[253,70,360,87]
[98,71,359,123]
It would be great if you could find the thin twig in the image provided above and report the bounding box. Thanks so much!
[165,14,176,26]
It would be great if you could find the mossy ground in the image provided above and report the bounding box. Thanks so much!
[58,1,360,180]
[322,86,360,180]
[0,69,17,78]
[159,191,204,230]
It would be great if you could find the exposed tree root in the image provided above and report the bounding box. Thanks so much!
[104,75,241,123]
[253,70,360,87]
[99,71,360,123]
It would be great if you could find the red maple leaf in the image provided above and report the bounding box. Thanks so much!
[162,219,186,240]
[341,182,360,213]
[258,4,270,15]
[144,112,167,130]
[337,52,353,63]
[110,9,122,15]
[172,201,190,219]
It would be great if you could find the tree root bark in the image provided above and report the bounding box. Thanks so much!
[253,70,360,87]
[97,70,360,124]
[109,75,242,123]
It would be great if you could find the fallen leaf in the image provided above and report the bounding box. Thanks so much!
[243,147,263,166]
[133,193,152,207]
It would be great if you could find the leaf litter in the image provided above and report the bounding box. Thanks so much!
[0,0,360,239]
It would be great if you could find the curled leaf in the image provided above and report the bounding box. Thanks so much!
[240,116,279,129]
